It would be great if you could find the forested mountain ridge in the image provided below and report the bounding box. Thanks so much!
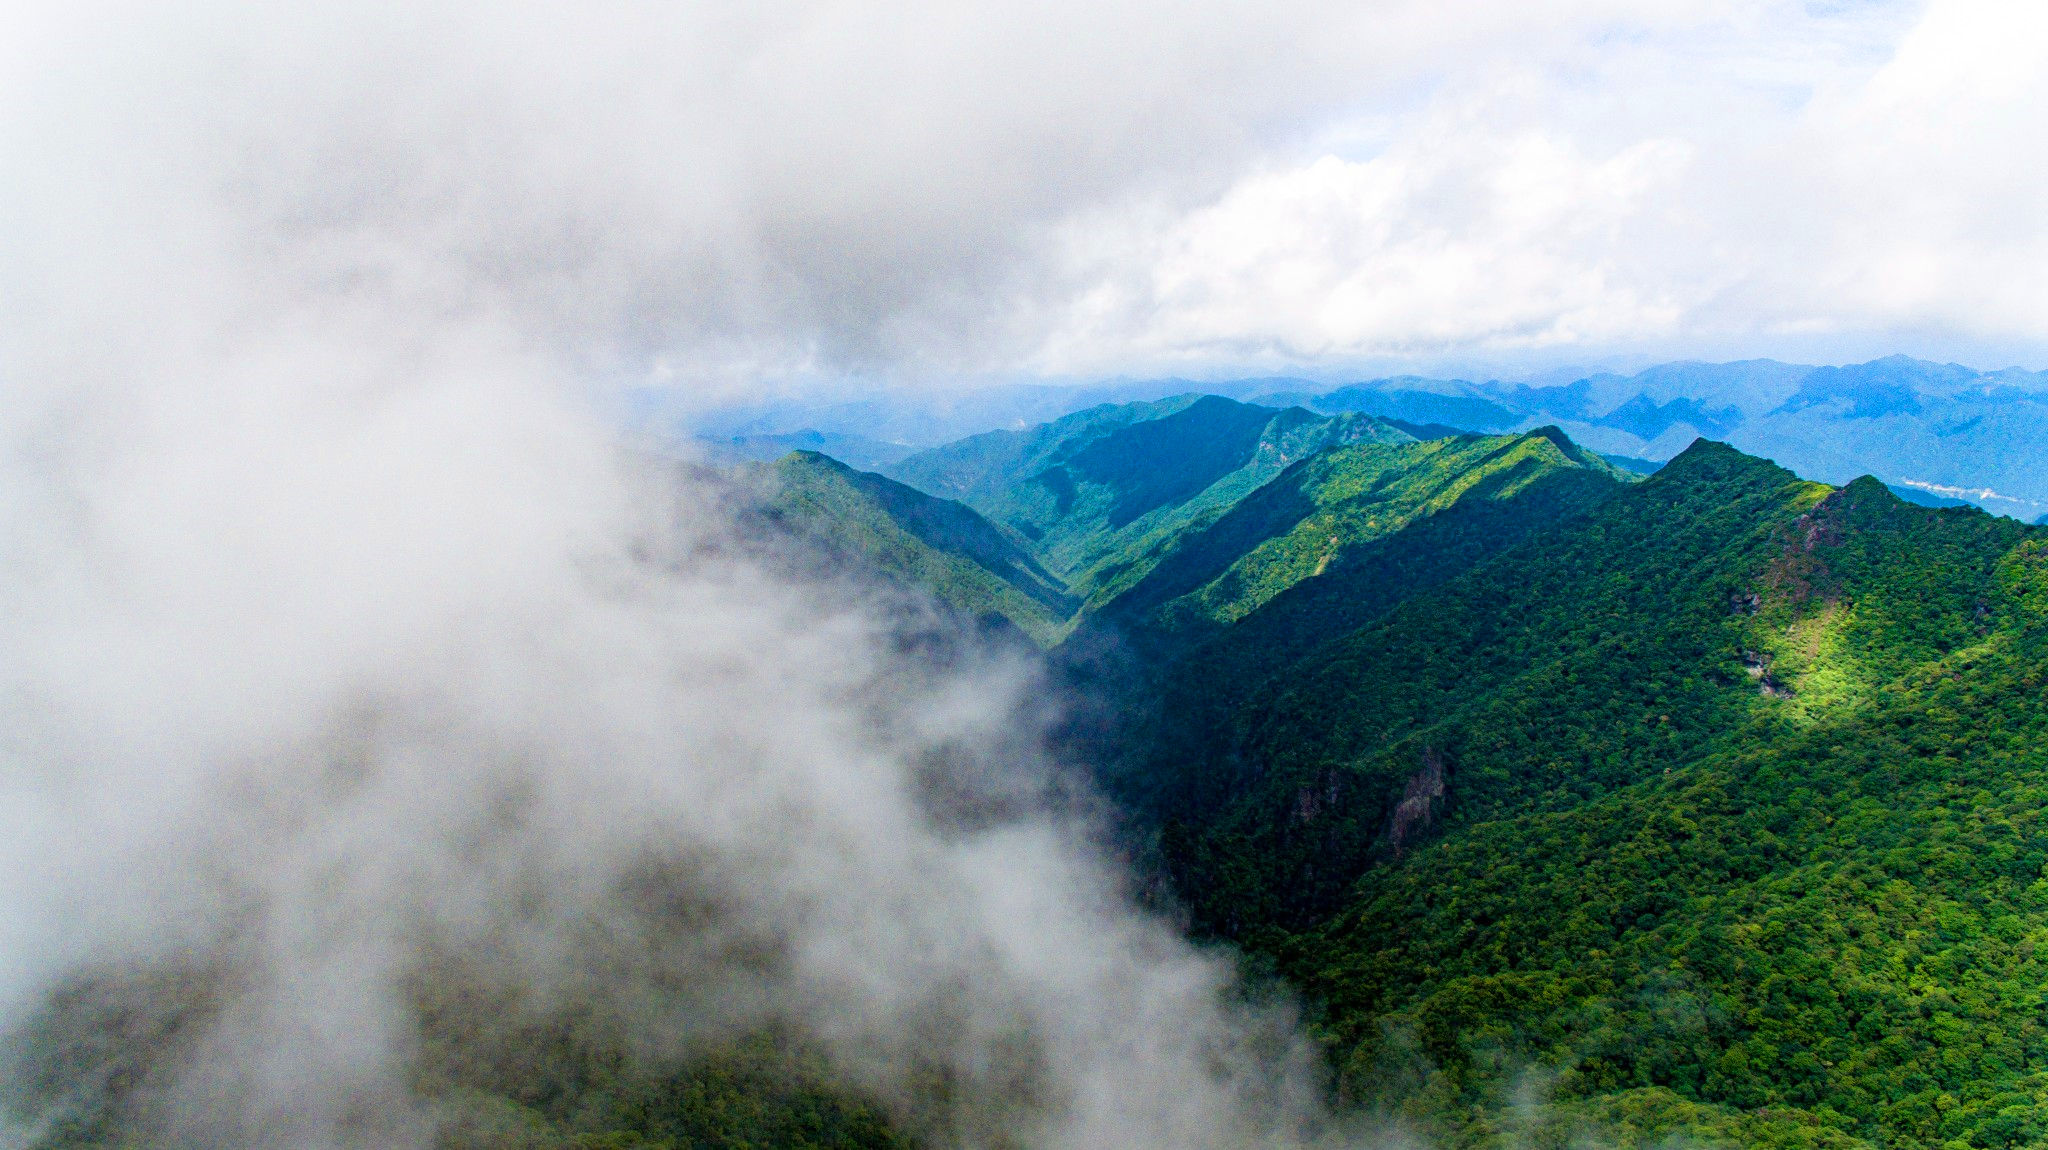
[1154,440,1864,924]
[1079,426,1627,657]
[776,396,1628,662]
[720,400,2048,1149]
[1276,356,2048,520]
[1128,440,2048,1149]
[1090,428,1631,815]
[688,355,2048,522]
[760,401,1585,653]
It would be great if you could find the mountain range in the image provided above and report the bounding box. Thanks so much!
[683,356,2048,522]
[743,394,2048,1150]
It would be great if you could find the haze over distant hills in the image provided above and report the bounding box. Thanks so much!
[680,356,2048,521]
[1272,356,2048,521]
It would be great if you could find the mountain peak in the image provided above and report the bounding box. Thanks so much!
[1647,438,1800,490]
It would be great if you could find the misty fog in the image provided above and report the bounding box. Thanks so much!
[0,2,1439,1145]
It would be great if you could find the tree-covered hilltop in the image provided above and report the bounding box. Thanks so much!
[871,394,1631,658]
[1131,438,2048,1149]
[1092,428,1628,815]
[750,408,1604,659]
[781,397,1629,658]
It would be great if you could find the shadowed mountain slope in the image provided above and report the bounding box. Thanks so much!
[1130,439,2048,1149]
[1091,431,1630,816]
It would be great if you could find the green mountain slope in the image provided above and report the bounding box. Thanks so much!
[768,408,1595,657]
[1093,431,1628,815]
[1137,440,2048,1148]
[883,395,1412,596]
[1086,428,1626,653]
[871,409,1636,824]
[753,451,1077,643]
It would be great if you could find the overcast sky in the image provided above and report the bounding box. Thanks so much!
[1042,0,2048,379]
[4,0,2045,399]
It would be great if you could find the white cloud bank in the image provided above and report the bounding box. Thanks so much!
[15,0,2014,391]
[1041,0,2048,373]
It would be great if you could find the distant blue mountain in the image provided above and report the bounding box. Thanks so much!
[675,377,1317,448]
[1305,356,2048,519]
[1775,355,1964,419]
[695,428,920,471]
[1277,377,1522,431]
[1600,453,1665,476]
[674,356,2048,520]
[1593,394,1742,440]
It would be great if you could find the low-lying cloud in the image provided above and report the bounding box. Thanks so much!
[0,3,1435,1145]
[0,285,1350,1145]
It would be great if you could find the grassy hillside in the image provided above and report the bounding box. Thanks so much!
[1134,439,2048,1148]
[753,451,1077,643]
